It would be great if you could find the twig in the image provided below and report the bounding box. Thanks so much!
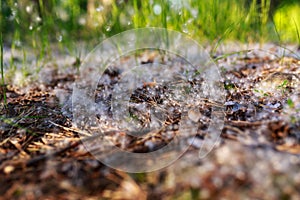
[222,125,245,141]
[225,119,265,127]
[26,140,82,166]
[49,120,91,136]
[25,132,107,166]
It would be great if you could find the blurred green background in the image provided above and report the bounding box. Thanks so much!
[1,0,300,49]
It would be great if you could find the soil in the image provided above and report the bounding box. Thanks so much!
[1,43,300,199]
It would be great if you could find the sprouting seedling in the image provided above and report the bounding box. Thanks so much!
[277,79,289,88]
[220,66,227,73]
[254,88,269,97]
[73,55,81,69]
[287,98,294,108]
[276,79,289,93]
[69,46,82,72]
[0,116,38,137]
[285,98,300,124]
[224,82,235,90]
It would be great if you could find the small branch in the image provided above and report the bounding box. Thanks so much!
[225,120,265,127]
[49,121,92,136]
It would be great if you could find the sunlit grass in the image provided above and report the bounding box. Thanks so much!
[273,3,300,44]
[5,1,297,44]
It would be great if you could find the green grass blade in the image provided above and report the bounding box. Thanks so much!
[0,0,7,106]
[292,17,300,46]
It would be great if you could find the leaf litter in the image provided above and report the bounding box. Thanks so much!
[0,43,300,199]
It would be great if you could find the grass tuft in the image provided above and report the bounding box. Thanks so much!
[0,0,7,106]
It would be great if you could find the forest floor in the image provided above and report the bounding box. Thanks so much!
[1,43,300,200]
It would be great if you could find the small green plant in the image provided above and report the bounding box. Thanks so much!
[130,173,147,182]
[276,79,289,94]
[287,98,294,108]
[254,88,269,96]
[224,80,236,90]
[0,116,38,137]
